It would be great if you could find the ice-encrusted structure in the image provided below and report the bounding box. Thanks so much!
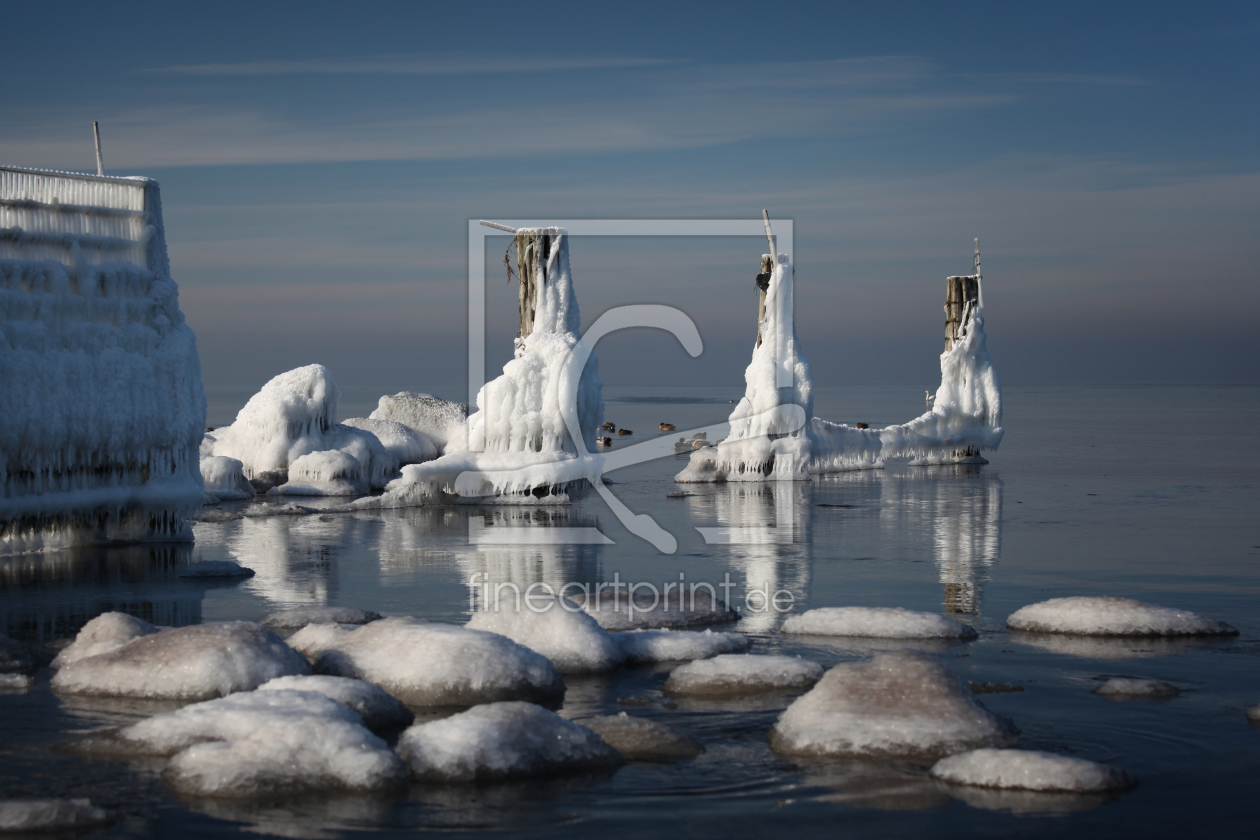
[256,675,414,731]
[342,417,437,465]
[769,652,1018,760]
[50,612,158,669]
[397,701,623,782]
[1,167,206,554]
[312,617,565,706]
[1092,678,1180,698]
[782,607,978,640]
[615,629,750,665]
[930,749,1133,793]
[677,248,1002,482]
[664,654,823,697]
[260,606,382,630]
[0,799,116,833]
[367,392,467,453]
[1007,597,1238,637]
[199,456,254,501]
[578,713,704,761]
[374,230,604,503]
[206,365,397,494]
[466,594,624,674]
[51,621,310,700]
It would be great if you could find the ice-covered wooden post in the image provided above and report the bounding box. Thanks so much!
[944,239,982,351]
[514,229,554,340]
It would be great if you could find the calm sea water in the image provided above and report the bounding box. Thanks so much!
[2,384,1258,838]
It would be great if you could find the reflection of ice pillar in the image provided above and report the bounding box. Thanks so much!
[218,516,350,606]
[934,475,1002,616]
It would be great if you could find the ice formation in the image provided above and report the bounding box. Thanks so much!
[286,623,356,658]
[312,617,565,706]
[663,654,823,697]
[1092,678,1180,698]
[373,230,604,503]
[256,675,414,731]
[781,607,978,640]
[466,594,624,674]
[615,629,751,665]
[105,689,407,797]
[178,560,254,578]
[1246,704,1260,722]
[199,455,254,501]
[769,652,1018,760]
[342,417,437,465]
[396,701,623,782]
[50,611,158,669]
[1,166,206,554]
[0,674,33,690]
[1007,597,1238,636]
[0,799,116,833]
[573,589,739,631]
[261,606,383,630]
[206,365,397,494]
[368,391,467,453]
[578,713,705,761]
[0,634,41,676]
[271,450,369,496]
[52,621,310,700]
[930,749,1134,793]
[677,246,1002,482]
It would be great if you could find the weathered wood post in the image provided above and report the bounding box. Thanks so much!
[755,253,772,348]
[944,238,982,351]
[514,229,554,340]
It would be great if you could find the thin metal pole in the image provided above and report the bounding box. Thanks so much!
[479,220,517,233]
[93,122,104,176]
[761,209,776,257]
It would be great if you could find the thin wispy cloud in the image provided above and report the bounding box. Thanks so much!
[151,54,680,76]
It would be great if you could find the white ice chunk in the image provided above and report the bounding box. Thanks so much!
[51,612,159,669]
[1092,678,1180,698]
[577,713,704,760]
[256,675,413,731]
[261,606,383,630]
[0,799,115,832]
[270,450,367,496]
[615,629,750,665]
[1007,597,1237,637]
[466,594,624,674]
[200,455,254,500]
[573,589,739,632]
[179,560,254,578]
[313,617,564,707]
[52,621,310,700]
[664,654,823,697]
[0,674,34,690]
[930,748,1133,792]
[396,701,622,782]
[770,652,1017,760]
[286,623,357,658]
[343,417,438,465]
[782,607,978,640]
[369,392,467,453]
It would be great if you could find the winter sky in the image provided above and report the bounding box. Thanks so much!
[3,1,1257,399]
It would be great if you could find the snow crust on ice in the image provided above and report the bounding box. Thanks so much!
[114,689,407,797]
[397,701,622,782]
[0,634,41,676]
[374,231,604,504]
[271,450,368,496]
[466,594,624,674]
[930,748,1133,792]
[573,589,739,631]
[663,654,823,697]
[200,455,254,501]
[0,798,116,832]
[51,612,158,669]
[782,607,978,640]
[1007,596,1237,637]
[342,417,437,465]
[369,392,467,453]
[577,713,704,761]
[261,606,383,630]
[256,675,414,731]
[615,629,751,665]
[286,623,356,658]
[769,652,1018,760]
[1092,678,1180,698]
[312,617,564,707]
[52,621,310,700]
[179,560,254,578]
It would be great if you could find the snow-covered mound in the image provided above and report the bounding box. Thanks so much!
[200,455,254,501]
[1092,678,1180,698]
[769,652,1017,760]
[397,701,622,782]
[664,654,823,697]
[615,629,750,665]
[52,621,310,700]
[256,675,413,731]
[930,749,1133,792]
[179,560,254,578]
[286,623,356,658]
[1,168,206,554]
[206,365,397,493]
[782,607,978,640]
[466,594,624,674]
[573,589,739,631]
[0,799,116,833]
[0,674,33,690]
[578,713,704,761]
[0,635,41,676]
[369,392,467,453]
[110,689,407,797]
[1007,597,1237,637]
[271,450,368,496]
[342,417,438,465]
[51,612,158,669]
[261,606,383,630]
[312,617,564,707]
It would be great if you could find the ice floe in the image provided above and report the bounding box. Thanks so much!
[52,621,310,700]
[312,617,564,707]
[397,701,622,782]
[466,594,624,674]
[0,798,117,832]
[930,748,1133,793]
[200,455,255,501]
[342,417,438,465]
[781,607,977,640]
[0,674,33,690]
[1092,678,1180,698]
[615,629,750,665]
[178,560,254,578]
[286,623,357,658]
[769,652,1018,760]
[573,588,739,631]
[1007,597,1237,636]
[256,675,413,731]
[368,391,467,453]
[271,450,369,496]
[50,612,159,669]
[261,606,383,630]
[663,654,823,697]
[577,713,704,761]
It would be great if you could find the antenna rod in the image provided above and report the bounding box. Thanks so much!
[761,209,776,258]
[93,122,104,176]
[974,237,983,308]
[479,220,517,233]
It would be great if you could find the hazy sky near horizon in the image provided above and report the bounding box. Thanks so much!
[3,1,1257,400]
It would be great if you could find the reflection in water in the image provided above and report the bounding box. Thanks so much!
[805,761,952,811]
[1009,631,1231,660]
